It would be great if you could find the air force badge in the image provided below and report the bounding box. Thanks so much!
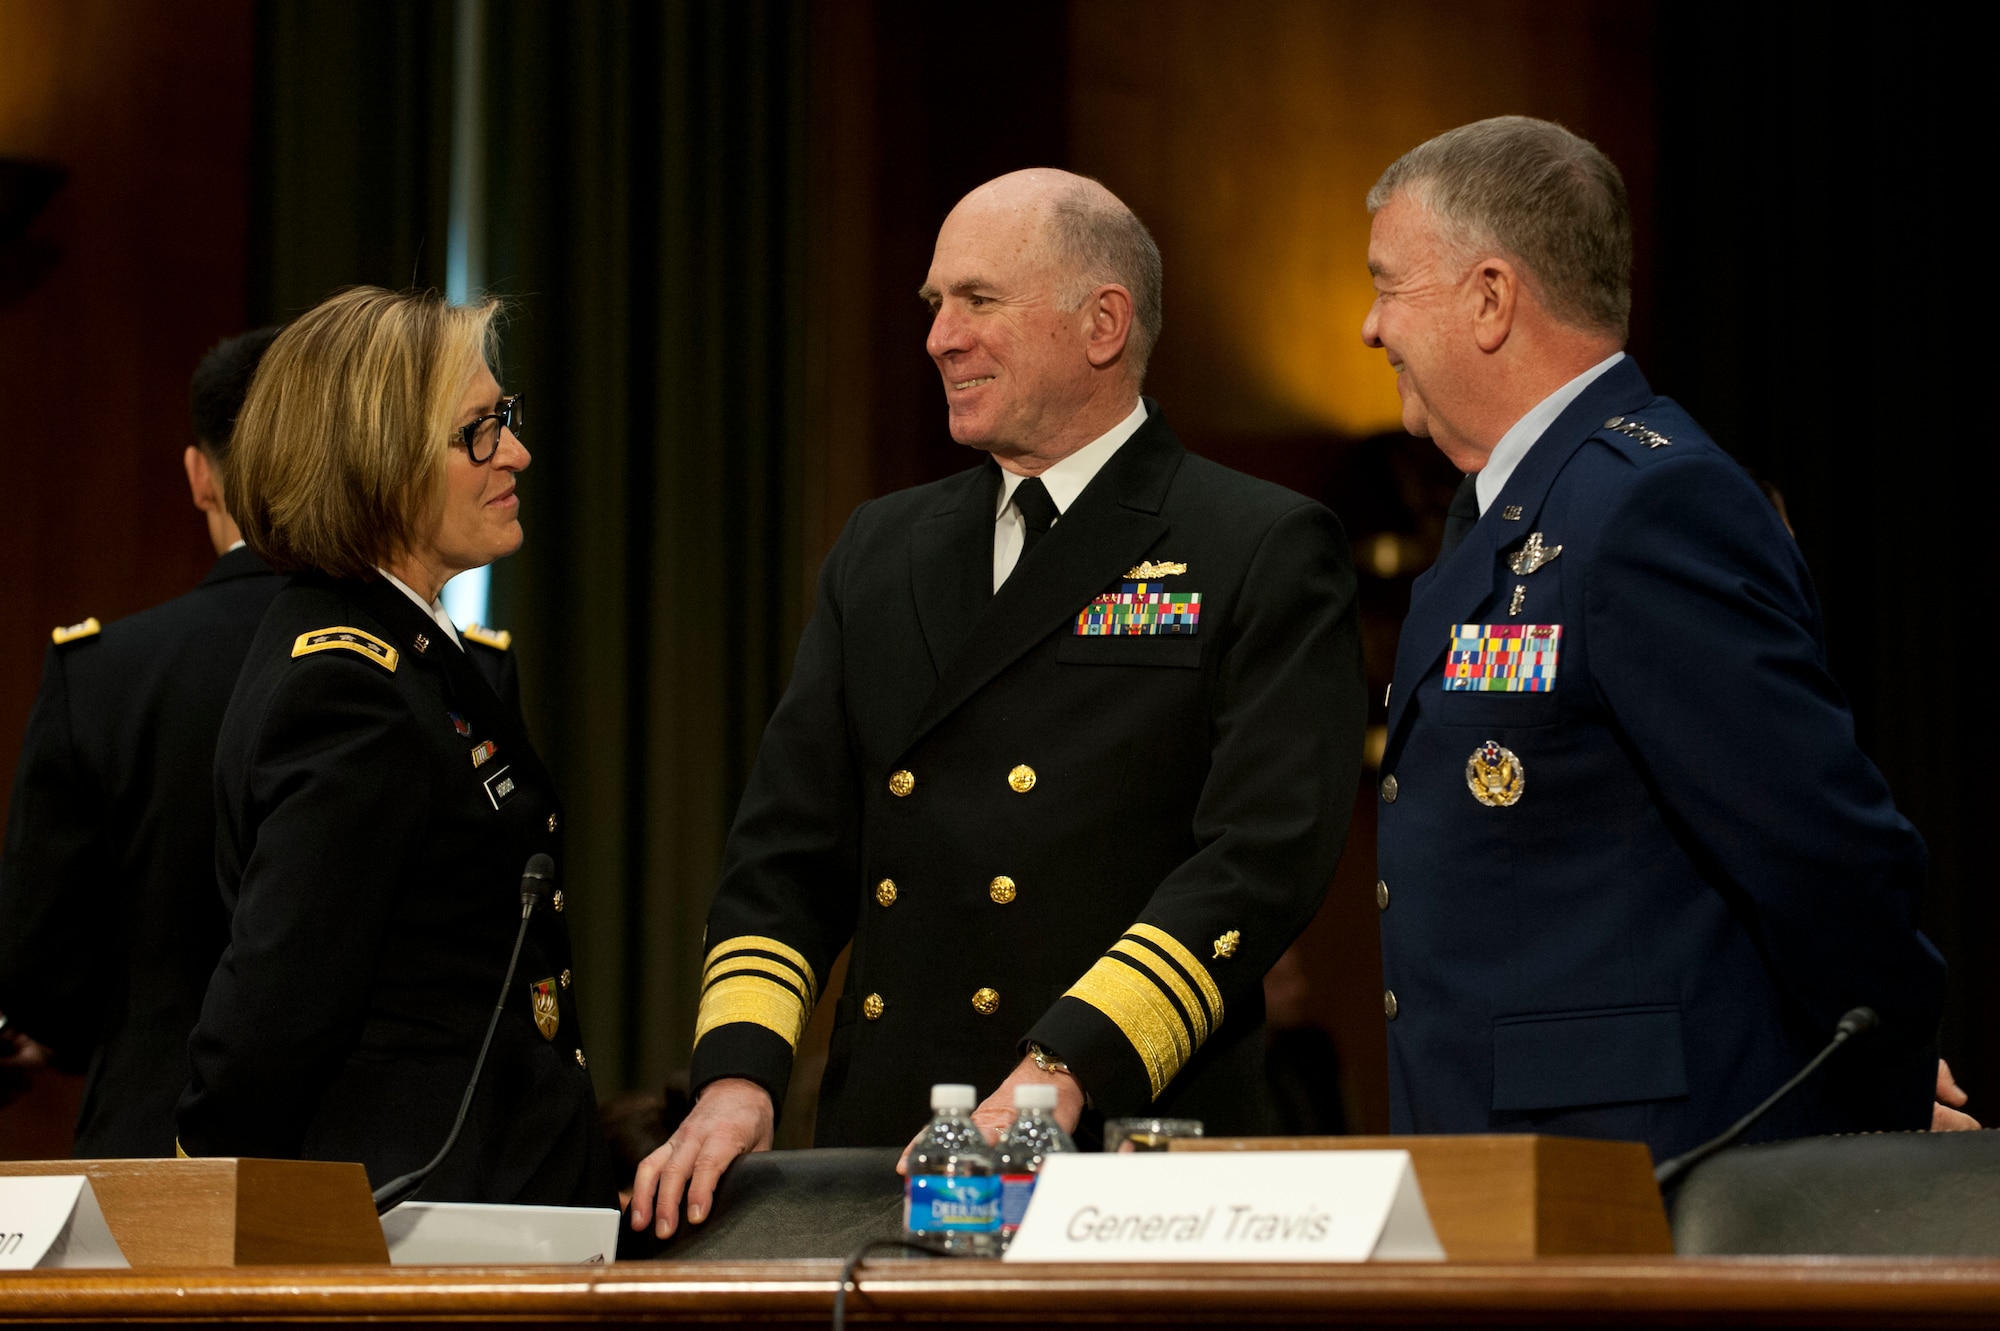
[1507,532,1562,576]
[1466,740,1525,808]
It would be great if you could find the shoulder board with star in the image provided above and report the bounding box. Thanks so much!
[291,625,399,672]
[462,623,512,651]
[51,617,102,646]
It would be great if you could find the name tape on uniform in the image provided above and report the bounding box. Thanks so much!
[1003,1151,1442,1264]
[0,1176,129,1270]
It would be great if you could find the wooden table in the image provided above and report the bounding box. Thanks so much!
[5,1257,2000,1328]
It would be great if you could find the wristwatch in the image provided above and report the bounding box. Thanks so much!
[1027,1042,1071,1076]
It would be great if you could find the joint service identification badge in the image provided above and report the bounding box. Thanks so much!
[1466,740,1525,808]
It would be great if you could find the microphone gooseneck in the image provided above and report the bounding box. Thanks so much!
[1652,1006,1879,1189]
[371,855,555,1214]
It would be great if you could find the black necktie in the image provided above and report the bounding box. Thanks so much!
[1013,476,1059,560]
[1438,474,1480,563]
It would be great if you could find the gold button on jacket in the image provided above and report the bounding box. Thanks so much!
[1380,773,1399,803]
[551,889,565,913]
[862,993,885,1021]
[1383,990,1399,1020]
[684,411,1368,1146]
[875,878,898,907]
[1375,880,1390,911]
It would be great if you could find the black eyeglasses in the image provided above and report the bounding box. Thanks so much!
[453,393,524,463]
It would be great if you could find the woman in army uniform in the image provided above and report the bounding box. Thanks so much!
[176,287,614,1207]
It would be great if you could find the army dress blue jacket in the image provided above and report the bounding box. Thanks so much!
[1377,357,1945,1161]
[0,547,281,1156]
[177,573,614,1206]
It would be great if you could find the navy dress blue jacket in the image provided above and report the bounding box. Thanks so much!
[1376,357,1945,1161]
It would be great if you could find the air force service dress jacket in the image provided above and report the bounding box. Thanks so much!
[176,574,614,1207]
[1376,357,1946,1161]
[690,404,1367,1146]
[0,546,281,1157]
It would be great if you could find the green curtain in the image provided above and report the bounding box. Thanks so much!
[249,0,454,320]
[252,0,811,1101]
[479,1,809,1098]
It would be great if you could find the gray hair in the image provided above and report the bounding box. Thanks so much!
[1046,180,1164,379]
[1367,116,1630,338]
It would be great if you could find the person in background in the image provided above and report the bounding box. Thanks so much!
[175,288,614,1206]
[1364,117,1964,1161]
[0,328,283,1154]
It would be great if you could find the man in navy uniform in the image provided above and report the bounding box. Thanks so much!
[0,329,285,1155]
[1365,116,1963,1161]
[631,169,1366,1237]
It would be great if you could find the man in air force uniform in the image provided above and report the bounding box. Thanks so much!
[632,169,1366,1237]
[1366,117,1954,1162]
[0,330,285,1155]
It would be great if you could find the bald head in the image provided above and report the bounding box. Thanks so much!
[933,169,1163,376]
[921,170,1161,470]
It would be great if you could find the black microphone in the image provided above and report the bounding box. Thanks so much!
[372,854,556,1213]
[1652,1006,1879,1189]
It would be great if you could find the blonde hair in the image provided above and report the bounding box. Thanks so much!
[227,287,500,578]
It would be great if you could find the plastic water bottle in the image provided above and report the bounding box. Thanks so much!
[902,1083,1001,1256]
[997,1082,1074,1250]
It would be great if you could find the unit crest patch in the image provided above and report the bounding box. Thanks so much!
[529,977,559,1039]
[291,626,399,672]
[1444,624,1560,692]
[1076,582,1202,636]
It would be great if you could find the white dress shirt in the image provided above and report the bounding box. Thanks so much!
[992,398,1148,591]
[378,568,463,646]
[1474,352,1626,514]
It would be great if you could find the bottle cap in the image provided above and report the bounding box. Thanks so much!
[1013,1083,1058,1110]
[930,1083,976,1111]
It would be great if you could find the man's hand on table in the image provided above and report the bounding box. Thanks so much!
[895,1053,1085,1175]
[628,1076,774,1237]
[1934,1058,1981,1131]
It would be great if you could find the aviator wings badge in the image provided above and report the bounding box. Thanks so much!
[1507,532,1563,576]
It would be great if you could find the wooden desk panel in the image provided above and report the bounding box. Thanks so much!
[4,1258,2000,1327]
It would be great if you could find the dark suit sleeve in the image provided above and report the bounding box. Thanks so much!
[686,515,863,1110]
[1026,502,1367,1115]
[0,645,112,1061]
[177,658,431,1158]
[1587,456,1942,1093]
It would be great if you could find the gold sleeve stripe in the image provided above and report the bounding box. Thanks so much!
[703,935,817,1003]
[1127,923,1223,1021]
[694,974,811,1050]
[1111,939,1210,1045]
[703,956,808,1001]
[175,1138,191,1159]
[1065,955,1193,1099]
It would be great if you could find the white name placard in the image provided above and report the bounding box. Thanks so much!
[0,1176,129,1270]
[380,1202,620,1265]
[1003,1150,1443,1263]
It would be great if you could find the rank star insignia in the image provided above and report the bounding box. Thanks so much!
[1508,532,1563,576]
[1213,930,1241,960]
[1466,740,1525,808]
[529,977,559,1040]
